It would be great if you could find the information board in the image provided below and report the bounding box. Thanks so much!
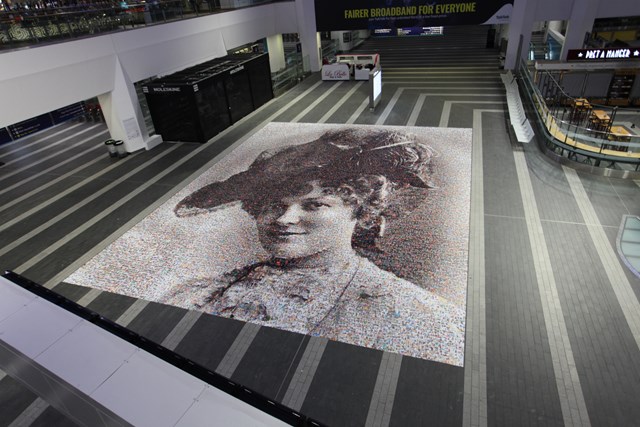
[8,113,54,140]
[51,102,86,123]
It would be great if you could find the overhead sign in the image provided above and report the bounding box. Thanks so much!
[567,48,640,62]
[314,0,512,31]
[51,102,86,124]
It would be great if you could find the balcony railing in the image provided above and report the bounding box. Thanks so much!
[519,61,640,171]
[0,0,274,51]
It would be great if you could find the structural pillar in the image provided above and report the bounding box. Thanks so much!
[266,34,286,73]
[97,58,162,153]
[295,0,321,72]
[504,0,536,70]
[559,0,600,61]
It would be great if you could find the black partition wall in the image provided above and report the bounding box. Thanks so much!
[143,53,272,143]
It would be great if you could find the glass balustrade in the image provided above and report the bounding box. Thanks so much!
[519,61,640,169]
[0,0,276,50]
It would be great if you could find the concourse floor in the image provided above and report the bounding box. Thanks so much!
[1,26,640,427]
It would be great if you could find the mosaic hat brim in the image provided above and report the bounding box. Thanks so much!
[174,128,434,217]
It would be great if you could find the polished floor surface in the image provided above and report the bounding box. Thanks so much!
[2,26,640,426]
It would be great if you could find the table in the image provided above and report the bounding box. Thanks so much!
[573,98,591,110]
[607,125,632,151]
[590,109,611,131]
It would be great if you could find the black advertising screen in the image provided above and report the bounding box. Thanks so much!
[314,0,513,31]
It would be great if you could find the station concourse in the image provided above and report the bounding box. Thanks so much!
[2,1,640,426]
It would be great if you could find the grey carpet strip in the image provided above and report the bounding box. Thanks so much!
[7,397,49,427]
[291,81,343,123]
[0,149,138,231]
[364,352,403,427]
[406,94,426,127]
[376,87,404,125]
[439,101,506,127]
[45,79,326,288]
[215,322,261,378]
[513,149,590,427]
[564,167,640,350]
[1,124,101,166]
[0,148,135,216]
[0,127,103,176]
[462,110,491,427]
[75,288,103,307]
[0,123,83,157]
[346,96,370,124]
[1,143,181,256]
[161,311,203,351]
[0,134,106,197]
[0,154,106,215]
[281,336,328,411]
[318,81,364,124]
[115,300,150,327]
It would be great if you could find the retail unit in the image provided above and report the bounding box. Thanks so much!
[322,53,380,81]
[143,53,272,143]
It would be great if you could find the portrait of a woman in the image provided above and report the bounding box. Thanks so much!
[160,127,465,365]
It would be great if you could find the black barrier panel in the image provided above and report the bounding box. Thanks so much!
[51,102,86,123]
[0,127,12,146]
[144,85,204,142]
[314,0,513,31]
[239,54,274,109]
[8,113,54,140]
[143,53,272,143]
[223,65,254,124]
[195,79,231,139]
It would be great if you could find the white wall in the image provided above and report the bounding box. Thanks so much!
[0,2,298,128]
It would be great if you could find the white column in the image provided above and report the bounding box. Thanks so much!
[98,58,162,153]
[266,34,286,73]
[504,0,536,70]
[559,0,600,61]
[295,0,321,72]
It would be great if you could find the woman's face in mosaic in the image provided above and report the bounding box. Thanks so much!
[255,182,358,260]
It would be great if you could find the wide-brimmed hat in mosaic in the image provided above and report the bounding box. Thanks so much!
[174,127,435,217]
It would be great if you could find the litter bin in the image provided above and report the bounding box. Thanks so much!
[104,139,117,157]
[113,140,128,158]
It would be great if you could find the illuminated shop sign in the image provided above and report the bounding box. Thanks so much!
[567,48,640,62]
[315,0,513,31]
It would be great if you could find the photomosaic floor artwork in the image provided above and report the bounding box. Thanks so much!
[66,123,472,366]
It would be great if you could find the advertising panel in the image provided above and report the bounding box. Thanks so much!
[315,0,513,31]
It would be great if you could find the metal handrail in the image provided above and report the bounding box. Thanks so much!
[519,62,640,168]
